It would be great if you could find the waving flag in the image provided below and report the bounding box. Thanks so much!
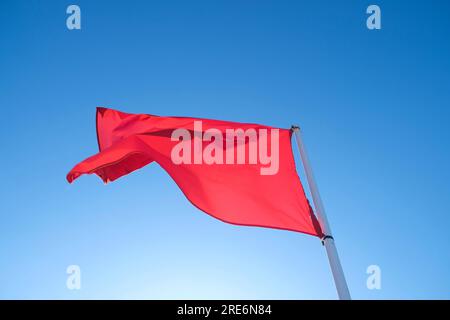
[67,107,322,237]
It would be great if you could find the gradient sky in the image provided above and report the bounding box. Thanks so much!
[1,0,449,299]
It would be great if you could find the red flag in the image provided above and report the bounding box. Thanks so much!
[67,107,322,237]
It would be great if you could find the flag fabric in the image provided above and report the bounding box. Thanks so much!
[67,107,323,237]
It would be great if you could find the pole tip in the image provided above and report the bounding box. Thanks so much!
[291,125,300,132]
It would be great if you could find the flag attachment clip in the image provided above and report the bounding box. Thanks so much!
[321,235,334,246]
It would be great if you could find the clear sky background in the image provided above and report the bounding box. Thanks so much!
[1,0,449,299]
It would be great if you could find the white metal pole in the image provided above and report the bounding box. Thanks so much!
[291,126,351,300]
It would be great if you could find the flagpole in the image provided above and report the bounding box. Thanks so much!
[291,126,351,300]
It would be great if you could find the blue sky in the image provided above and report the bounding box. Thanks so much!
[0,0,449,299]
